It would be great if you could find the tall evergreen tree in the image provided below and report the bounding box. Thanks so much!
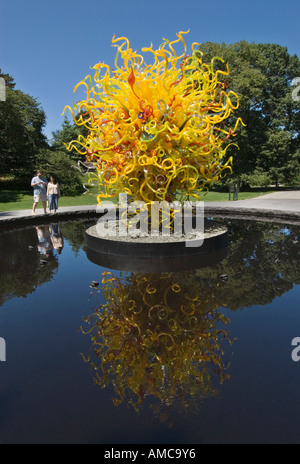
[51,114,89,161]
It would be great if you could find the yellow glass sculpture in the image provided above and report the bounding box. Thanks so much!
[64,31,244,205]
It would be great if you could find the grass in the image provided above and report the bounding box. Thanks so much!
[0,186,98,211]
[0,183,273,212]
[198,190,273,201]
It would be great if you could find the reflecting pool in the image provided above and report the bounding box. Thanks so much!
[0,218,300,444]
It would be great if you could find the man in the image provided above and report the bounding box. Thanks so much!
[31,170,48,215]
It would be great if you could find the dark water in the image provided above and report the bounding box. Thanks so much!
[0,218,300,444]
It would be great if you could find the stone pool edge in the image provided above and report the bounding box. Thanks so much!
[0,205,300,231]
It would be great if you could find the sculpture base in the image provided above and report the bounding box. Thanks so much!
[85,218,228,272]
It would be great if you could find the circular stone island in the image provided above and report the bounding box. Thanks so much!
[85,218,229,272]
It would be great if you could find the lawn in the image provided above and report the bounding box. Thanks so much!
[0,185,98,211]
[0,185,272,212]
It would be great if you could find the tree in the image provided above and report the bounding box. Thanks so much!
[51,114,89,161]
[199,41,300,187]
[256,43,300,185]
[36,149,84,196]
[259,129,292,186]
[0,70,48,180]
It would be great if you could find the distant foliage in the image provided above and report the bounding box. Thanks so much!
[0,70,47,179]
[36,149,84,196]
[51,115,88,161]
[200,41,300,187]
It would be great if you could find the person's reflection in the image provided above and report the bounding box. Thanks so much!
[81,270,233,416]
[35,225,53,258]
[49,223,64,255]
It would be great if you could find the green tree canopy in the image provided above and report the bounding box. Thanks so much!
[200,41,300,187]
[0,70,48,179]
[36,149,84,196]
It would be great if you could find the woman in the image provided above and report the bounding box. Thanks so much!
[50,223,64,255]
[47,176,61,214]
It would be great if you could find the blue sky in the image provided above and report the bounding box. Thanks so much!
[1,0,299,141]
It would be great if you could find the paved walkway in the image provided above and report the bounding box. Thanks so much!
[0,191,299,223]
[207,190,300,213]
[0,205,97,220]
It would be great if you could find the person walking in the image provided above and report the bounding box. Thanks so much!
[47,176,61,214]
[31,170,48,215]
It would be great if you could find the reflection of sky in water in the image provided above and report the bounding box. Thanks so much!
[279,227,292,236]
[0,218,300,444]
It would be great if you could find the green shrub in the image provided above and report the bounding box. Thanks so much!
[241,169,271,188]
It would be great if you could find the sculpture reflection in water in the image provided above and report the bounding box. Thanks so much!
[81,270,233,416]
[81,219,300,418]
